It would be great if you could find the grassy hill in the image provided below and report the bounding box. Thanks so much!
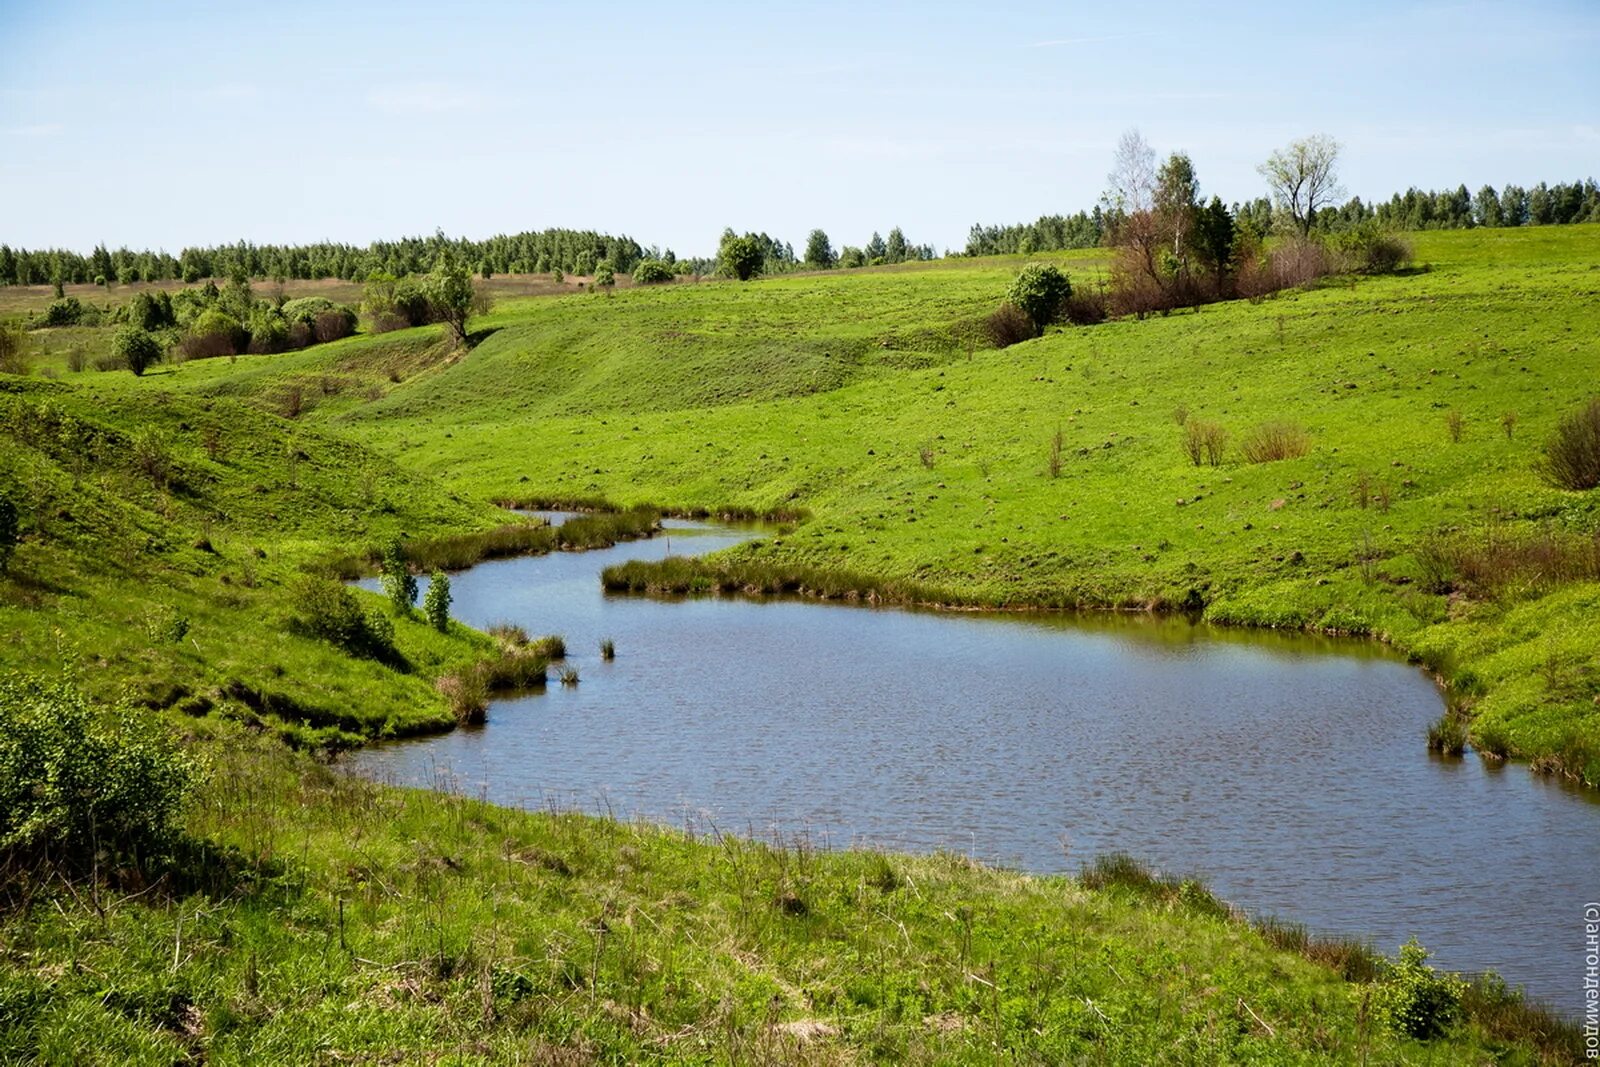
[106,224,1593,786]
[0,227,1594,1061]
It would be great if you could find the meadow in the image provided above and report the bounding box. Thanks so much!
[1,225,1596,1061]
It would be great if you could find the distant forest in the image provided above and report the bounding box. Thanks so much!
[1,179,1595,286]
[963,179,1600,256]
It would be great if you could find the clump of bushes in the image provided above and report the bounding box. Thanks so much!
[1181,419,1229,466]
[1538,396,1600,491]
[631,259,674,284]
[379,537,418,615]
[0,674,195,875]
[290,577,402,665]
[40,297,83,327]
[1239,420,1310,463]
[1374,940,1466,1040]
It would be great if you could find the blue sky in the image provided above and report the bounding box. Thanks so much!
[2,0,1596,257]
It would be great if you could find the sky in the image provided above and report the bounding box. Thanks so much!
[1,0,1596,258]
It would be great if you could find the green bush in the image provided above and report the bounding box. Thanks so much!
[41,297,82,327]
[380,537,418,615]
[1538,396,1600,490]
[1006,264,1072,336]
[423,570,451,632]
[111,326,162,376]
[1374,940,1466,1040]
[290,577,401,664]
[632,259,674,284]
[593,261,616,289]
[0,674,195,872]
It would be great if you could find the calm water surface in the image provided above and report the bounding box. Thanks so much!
[352,518,1599,1010]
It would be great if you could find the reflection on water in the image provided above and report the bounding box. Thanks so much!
[351,518,1599,1010]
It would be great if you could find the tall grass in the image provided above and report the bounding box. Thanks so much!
[1239,421,1311,464]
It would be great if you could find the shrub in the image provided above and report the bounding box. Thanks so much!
[127,290,175,331]
[985,303,1034,349]
[1239,420,1310,463]
[380,537,418,615]
[423,570,451,632]
[41,297,82,327]
[718,235,764,281]
[247,313,290,354]
[1538,396,1600,490]
[1181,420,1229,467]
[1363,234,1412,274]
[0,492,17,572]
[1267,238,1332,289]
[290,577,401,663]
[0,322,29,375]
[1374,940,1465,1040]
[1006,263,1072,336]
[0,674,194,874]
[1444,409,1464,443]
[631,259,674,284]
[111,325,162,376]
[178,309,245,360]
[130,427,174,486]
[313,307,358,344]
[593,260,616,289]
[1061,285,1109,325]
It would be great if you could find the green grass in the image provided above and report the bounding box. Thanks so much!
[1,730,1577,1064]
[1,226,1596,1060]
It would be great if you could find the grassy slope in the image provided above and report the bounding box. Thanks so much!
[304,225,1600,783]
[1,233,1593,1061]
[0,377,514,744]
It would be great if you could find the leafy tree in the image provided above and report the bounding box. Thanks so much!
[1472,185,1502,227]
[718,233,764,281]
[1191,197,1236,295]
[1005,264,1072,337]
[426,249,474,344]
[593,260,616,289]
[1154,152,1200,266]
[112,325,161,376]
[865,231,887,263]
[803,229,836,269]
[886,227,907,264]
[838,246,865,269]
[0,491,17,573]
[1258,134,1345,236]
[380,537,418,614]
[423,571,452,632]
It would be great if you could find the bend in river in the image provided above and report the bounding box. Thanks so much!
[352,516,1600,1010]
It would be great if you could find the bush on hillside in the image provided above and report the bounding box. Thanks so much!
[1006,264,1072,336]
[111,325,162,376]
[593,261,616,289]
[178,309,246,360]
[41,297,83,327]
[1374,940,1466,1040]
[1539,397,1600,490]
[985,303,1035,349]
[631,259,674,284]
[1239,420,1311,463]
[313,307,358,343]
[290,577,402,665]
[0,674,195,875]
[1181,419,1230,467]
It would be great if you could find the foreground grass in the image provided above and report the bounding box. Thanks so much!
[0,728,1573,1064]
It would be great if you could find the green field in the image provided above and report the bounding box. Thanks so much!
[2,225,1596,1061]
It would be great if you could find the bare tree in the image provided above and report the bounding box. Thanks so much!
[1105,129,1156,215]
[1258,134,1345,236]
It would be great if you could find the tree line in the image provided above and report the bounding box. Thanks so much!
[0,228,653,288]
[964,177,1598,257]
